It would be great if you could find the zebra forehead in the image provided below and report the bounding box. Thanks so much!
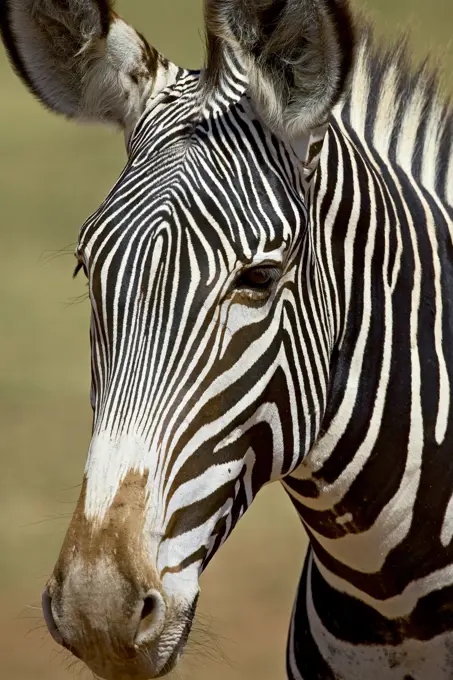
[77,72,308,260]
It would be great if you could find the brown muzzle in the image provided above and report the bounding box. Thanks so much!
[41,471,196,679]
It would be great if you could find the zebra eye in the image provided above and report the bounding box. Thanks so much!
[236,266,280,291]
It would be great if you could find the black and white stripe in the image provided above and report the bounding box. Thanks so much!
[2,0,453,676]
[75,26,453,678]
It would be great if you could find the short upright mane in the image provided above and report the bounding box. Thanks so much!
[341,29,453,209]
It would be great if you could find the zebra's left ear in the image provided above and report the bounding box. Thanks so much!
[205,0,355,138]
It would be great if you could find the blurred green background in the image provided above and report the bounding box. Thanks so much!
[0,1,452,678]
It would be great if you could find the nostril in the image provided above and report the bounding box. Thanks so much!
[136,589,166,645]
[42,590,64,646]
[141,595,156,620]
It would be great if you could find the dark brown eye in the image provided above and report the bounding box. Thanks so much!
[236,267,280,291]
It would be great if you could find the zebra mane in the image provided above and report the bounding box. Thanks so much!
[342,28,453,208]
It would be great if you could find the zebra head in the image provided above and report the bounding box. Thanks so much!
[1,0,354,678]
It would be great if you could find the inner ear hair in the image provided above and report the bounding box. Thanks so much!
[0,0,162,132]
[205,0,355,136]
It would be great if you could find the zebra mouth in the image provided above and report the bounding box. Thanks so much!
[154,595,199,677]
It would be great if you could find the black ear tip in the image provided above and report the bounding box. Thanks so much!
[97,0,114,37]
[0,0,67,111]
[0,0,34,96]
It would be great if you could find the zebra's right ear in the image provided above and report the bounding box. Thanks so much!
[205,0,355,138]
[0,0,175,136]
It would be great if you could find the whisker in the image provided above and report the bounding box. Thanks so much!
[23,604,42,611]
[50,646,67,663]
[64,292,89,307]
[182,611,232,670]
[20,512,74,528]
[39,243,77,266]
[60,482,83,492]
[24,623,47,638]
[33,572,53,581]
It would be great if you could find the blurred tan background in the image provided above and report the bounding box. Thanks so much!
[0,1,452,678]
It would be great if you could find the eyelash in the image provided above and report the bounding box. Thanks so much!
[73,261,88,279]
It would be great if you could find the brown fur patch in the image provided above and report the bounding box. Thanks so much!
[44,470,197,679]
[51,469,162,599]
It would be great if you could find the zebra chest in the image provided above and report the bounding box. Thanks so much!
[286,447,453,680]
[301,603,453,680]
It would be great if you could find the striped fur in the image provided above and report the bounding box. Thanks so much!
[284,34,453,679]
[70,31,453,678]
[2,1,453,678]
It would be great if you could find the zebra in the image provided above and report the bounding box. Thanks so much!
[2,0,453,678]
